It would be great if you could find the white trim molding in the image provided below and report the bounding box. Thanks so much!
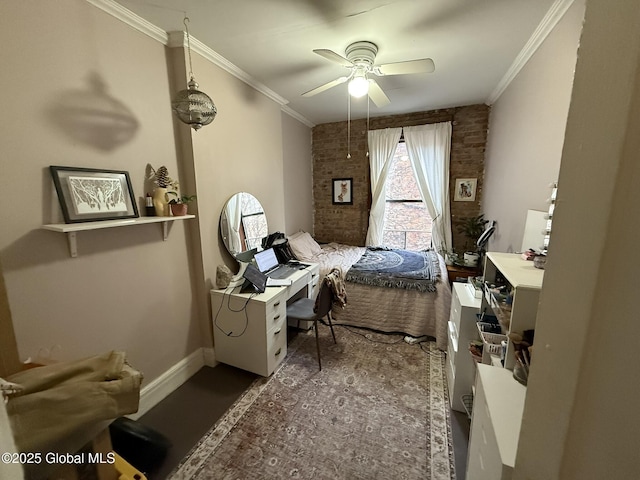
[129,348,214,420]
[87,0,302,114]
[282,105,316,128]
[487,0,576,104]
[166,32,291,108]
[85,0,168,44]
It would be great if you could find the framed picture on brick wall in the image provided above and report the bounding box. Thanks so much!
[332,178,353,205]
[454,178,477,202]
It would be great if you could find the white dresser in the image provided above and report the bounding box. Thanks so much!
[466,364,526,480]
[446,282,481,412]
[210,263,319,376]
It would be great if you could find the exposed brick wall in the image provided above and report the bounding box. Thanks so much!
[312,104,489,251]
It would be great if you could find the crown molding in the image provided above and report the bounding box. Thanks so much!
[281,105,315,128]
[85,0,168,44]
[487,0,576,104]
[87,0,294,110]
[166,32,290,107]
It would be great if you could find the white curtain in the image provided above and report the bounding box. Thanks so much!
[225,195,243,254]
[404,122,453,253]
[365,127,403,246]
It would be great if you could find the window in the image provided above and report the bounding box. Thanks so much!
[382,142,432,250]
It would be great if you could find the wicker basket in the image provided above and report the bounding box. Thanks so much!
[477,322,506,356]
[462,393,474,419]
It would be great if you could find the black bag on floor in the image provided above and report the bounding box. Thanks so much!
[110,417,171,476]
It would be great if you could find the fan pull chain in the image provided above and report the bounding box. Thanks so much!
[366,96,370,157]
[347,93,351,159]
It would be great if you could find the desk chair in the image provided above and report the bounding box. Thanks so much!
[286,277,337,371]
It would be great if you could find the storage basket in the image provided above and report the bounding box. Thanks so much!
[461,393,474,419]
[477,322,506,356]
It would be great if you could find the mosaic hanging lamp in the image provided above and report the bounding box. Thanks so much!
[171,17,217,130]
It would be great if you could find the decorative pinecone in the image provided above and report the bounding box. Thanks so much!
[155,166,170,188]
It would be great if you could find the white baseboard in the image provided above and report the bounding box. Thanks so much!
[203,347,217,368]
[129,347,218,420]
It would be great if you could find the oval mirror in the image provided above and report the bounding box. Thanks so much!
[220,192,268,257]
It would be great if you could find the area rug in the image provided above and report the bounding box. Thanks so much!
[169,327,455,479]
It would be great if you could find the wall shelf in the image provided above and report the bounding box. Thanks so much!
[41,215,195,257]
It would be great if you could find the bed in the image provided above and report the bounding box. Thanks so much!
[288,232,451,351]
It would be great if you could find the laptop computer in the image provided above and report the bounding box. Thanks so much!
[240,264,267,293]
[253,248,297,279]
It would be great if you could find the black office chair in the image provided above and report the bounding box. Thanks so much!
[286,277,337,371]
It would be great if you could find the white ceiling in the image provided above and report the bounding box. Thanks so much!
[110,0,558,125]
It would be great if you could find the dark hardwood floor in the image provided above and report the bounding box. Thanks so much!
[127,334,470,479]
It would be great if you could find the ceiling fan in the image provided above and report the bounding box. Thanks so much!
[301,41,435,107]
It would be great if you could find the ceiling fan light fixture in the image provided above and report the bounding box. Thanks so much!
[348,75,369,98]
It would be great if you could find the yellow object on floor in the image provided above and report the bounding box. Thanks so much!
[114,452,146,480]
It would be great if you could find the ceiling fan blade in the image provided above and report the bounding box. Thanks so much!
[368,80,390,108]
[376,58,435,76]
[313,49,354,67]
[301,76,349,97]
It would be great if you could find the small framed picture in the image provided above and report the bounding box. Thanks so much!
[332,178,353,205]
[454,178,477,202]
[50,166,139,223]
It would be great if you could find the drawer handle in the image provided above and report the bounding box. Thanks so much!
[274,328,282,335]
[274,301,281,307]
[275,348,282,356]
[273,315,281,321]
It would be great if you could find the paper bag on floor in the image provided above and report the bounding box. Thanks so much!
[4,351,142,454]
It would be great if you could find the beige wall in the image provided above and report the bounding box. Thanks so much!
[282,113,313,236]
[0,0,198,382]
[483,1,584,253]
[0,0,312,395]
[515,0,640,478]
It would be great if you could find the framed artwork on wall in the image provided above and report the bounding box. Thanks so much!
[332,178,353,205]
[454,178,477,202]
[50,166,139,223]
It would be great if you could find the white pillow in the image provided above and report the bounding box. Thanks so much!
[288,231,322,260]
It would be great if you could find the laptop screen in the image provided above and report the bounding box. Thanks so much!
[254,248,279,272]
[241,264,267,293]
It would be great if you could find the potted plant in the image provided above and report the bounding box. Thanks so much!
[438,243,460,266]
[168,193,196,216]
[456,214,489,267]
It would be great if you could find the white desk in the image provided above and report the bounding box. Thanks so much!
[210,263,319,376]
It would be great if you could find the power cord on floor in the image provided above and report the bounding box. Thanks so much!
[333,324,409,345]
[331,324,444,359]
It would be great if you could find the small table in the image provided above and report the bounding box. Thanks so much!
[446,263,481,285]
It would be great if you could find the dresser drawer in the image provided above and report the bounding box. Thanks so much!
[476,420,503,479]
[268,311,287,340]
[267,297,286,328]
[267,329,287,374]
[450,291,462,327]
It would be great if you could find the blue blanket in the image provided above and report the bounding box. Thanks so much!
[345,248,441,292]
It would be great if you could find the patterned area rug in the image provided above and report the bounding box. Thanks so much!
[169,327,455,479]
